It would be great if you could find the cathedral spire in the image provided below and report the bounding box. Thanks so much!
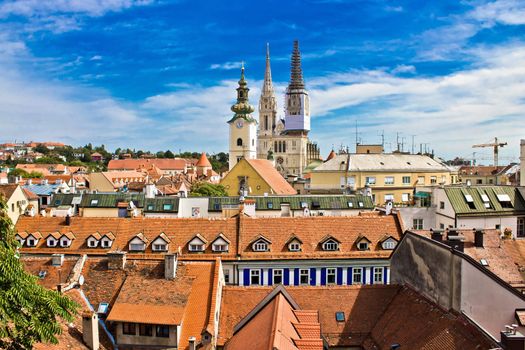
[289,40,305,90]
[262,43,274,94]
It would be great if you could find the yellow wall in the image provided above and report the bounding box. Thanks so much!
[89,173,116,192]
[220,159,274,196]
[310,170,452,204]
[81,208,120,217]
[3,186,28,224]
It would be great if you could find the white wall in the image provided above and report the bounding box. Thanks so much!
[458,216,517,236]
[398,207,436,230]
[178,198,209,218]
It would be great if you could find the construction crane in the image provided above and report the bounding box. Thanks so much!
[472,137,507,167]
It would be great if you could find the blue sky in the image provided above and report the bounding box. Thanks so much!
[0,0,524,163]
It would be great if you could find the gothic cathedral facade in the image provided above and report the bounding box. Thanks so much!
[228,41,320,175]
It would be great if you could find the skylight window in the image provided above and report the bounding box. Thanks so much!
[464,194,474,203]
[90,199,98,206]
[497,194,511,202]
[480,259,489,266]
[347,202,353,208]
[335,312,345,322]
[163,204,173,211]
[481,194,490,202]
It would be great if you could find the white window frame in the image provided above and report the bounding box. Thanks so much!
[253,241,268,252]
[358,242,369,250]
[130,243,145,251]
[384,176,394,185]
[402,176,411,185]
[299,269,309,285]
[88,239,98,248]
[153,244,167,252]
[401,193,410,202]
[189,244,204,252]
[353,268,362,284]
[212,244,228,252]
[417,176,425,185]
[326,268,336,284]
[374,267,383,284]
[60,238,70,247]
[224,269,230,284]
[323,240,338,251]
[47,238,57,247]
[365,177,376,185]
[383,240,396,250]
[273,269,283,285]
[288,242,301,251]
[101,239,112,248]
[250,270,260,285]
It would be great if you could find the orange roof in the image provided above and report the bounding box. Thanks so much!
[196,152,212,168]
[326,150,336,161]
[107,302,184,325]
[15,215,403,260]
[0,184,19,200]
[244,159,296,195]
[108,158,188,171]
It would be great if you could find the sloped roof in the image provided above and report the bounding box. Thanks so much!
[244,159,296,195]
[108,158,187,171]
[444,185,525,215]
[196,152,212,168]
[0,184,19,200]
[314,153,449,172]
[326,150,336,161]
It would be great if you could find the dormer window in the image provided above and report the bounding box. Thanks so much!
[347,202,353,208]
[322,239,339,251]
[188,234,207,252]
[153,243,167,251]
[152,233,171,252]
[88,239,98,248]
[358,242,369,250]
[211,234,230,253]
[27,238,36,247]
[254,242,268,252]
[47,238,57,247]
[129,233,148,251]
[356,235,372,251]
[383,241,396,249]
[289,242,301,251]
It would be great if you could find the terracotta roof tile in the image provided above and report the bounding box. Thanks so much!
[0,184,19,200]
[244,159,296,195]
[108,158,187,171]
[196,152,212,168]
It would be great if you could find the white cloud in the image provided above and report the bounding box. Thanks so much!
[90,55,102,61]
[391,64,416,74]
[469,0,525,26]
[210,61,242,70]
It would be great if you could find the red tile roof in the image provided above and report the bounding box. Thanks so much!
[15,214,403,260]
[244,159,296,195]
[0,184,19,200]
[108,158,188,171]
[196,152,212,168]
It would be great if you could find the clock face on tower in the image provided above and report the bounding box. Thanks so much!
[236,120,244,129]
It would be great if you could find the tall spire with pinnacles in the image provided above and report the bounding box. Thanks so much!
[258,43,277,136]
[284,40,310,134]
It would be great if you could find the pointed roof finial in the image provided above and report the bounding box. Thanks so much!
[266,43,270,60]
[289,40,305,89]
[262,44,274,95]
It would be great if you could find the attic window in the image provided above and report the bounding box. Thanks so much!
[300,201,308,208]
[189,244,204,252]
[288,242,301,251]
[322,239,339,251]
[383,240,396,250]
[335,312,345,322]
[38,271,47,279]
[358,202,364,208]
[163,204,173,211]
[347,202,353,208]
[253,241,269,252]
[497,194,513,208]
[90,199,99,206]
[312,201,320,209]
[267,202,273,209]
[480,259,489,266]
[147,204,154,211]
[463,194,476,209]
[358,242,369,250]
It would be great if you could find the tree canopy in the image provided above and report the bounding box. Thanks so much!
[0,196,78,349]
[190,182,228,197]
[8,168,43,179]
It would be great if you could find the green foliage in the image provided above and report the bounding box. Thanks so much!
[164,150,175,159]
[8,169,43,179]
[35,156,63,164]
[0,197,78,349]
[190,182,228,197]
[33,144,50,155]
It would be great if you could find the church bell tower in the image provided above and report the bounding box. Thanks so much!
[228,64,257,170]
[284,40,310,134]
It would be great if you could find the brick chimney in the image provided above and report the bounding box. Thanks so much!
[52,253,64,266]
[164,253,178,280]
[430,229,443,242]
[65,214,71,226]
[82,311,100,350]
[107,251,126,270]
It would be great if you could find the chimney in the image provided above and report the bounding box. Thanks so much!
[107,251,127,270]
[52,253,64,266]
[65,214,71,226]
[474,228,484,248]
[430,229,443,242]
[520,139,525,186]
[82,311,100,350]
[188,337,196,350]
[501,326,525,350]
[164,253,178,280]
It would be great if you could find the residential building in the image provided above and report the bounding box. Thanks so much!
[458,164,520,186]
[256,42,321,177]
[15,212,403,287]
[221,158,296,196]
[90,152,104,162]
[309,153,453,204]
[195,152,220,183]
[0,184,29,223]
[23,180,70,210]
[392,230,525,344]
[107,158,188,175]
[434,185,525,237]
[89,171,147,192]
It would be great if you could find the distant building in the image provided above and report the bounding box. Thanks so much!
[310,153,453,204]
[90,152,104,162]
[89,171,147,192]
[0,184,29,223]
[458,164,520,186]
[108,158,188,175]
[221,158,297,196]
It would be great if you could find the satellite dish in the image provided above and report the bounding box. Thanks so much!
[78,275,85,286]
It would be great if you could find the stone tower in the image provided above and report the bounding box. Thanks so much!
[284,40,310,134]
[228,64,257,171]
[258,43,277,137]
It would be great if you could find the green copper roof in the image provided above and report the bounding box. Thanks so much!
[228,65,256,123]
[444,186,525,216]
[144,197,179,212]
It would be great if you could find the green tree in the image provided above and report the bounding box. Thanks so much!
[33,144,50,155]
[165,150,175,159]
[0,196,78,349]
[190,182,228,197]
[7,169,43,179]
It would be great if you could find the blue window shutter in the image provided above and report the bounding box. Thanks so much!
[337,267,343,285]
[310,268,316,286]
[243,269,250,286]
[384,267,388,284]
[294,268,299,286]
[370,268,374,285]
[260,269,264,285]
[268,268,273,286]
[348,267,353,285]
[284,269,290,285]
[321,268,327,286]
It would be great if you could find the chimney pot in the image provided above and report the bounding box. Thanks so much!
[82,311,100,350]
[65,214,71,226]
[165,253,178,280]
[189,337,196,350]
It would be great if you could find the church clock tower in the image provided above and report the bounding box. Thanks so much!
[228,64,257,171]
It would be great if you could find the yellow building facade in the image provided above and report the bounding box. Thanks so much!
[310,153,453,205]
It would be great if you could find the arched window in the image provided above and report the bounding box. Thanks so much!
[237,138,243,146]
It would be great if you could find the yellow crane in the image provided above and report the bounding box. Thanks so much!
[472,137,507,167]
